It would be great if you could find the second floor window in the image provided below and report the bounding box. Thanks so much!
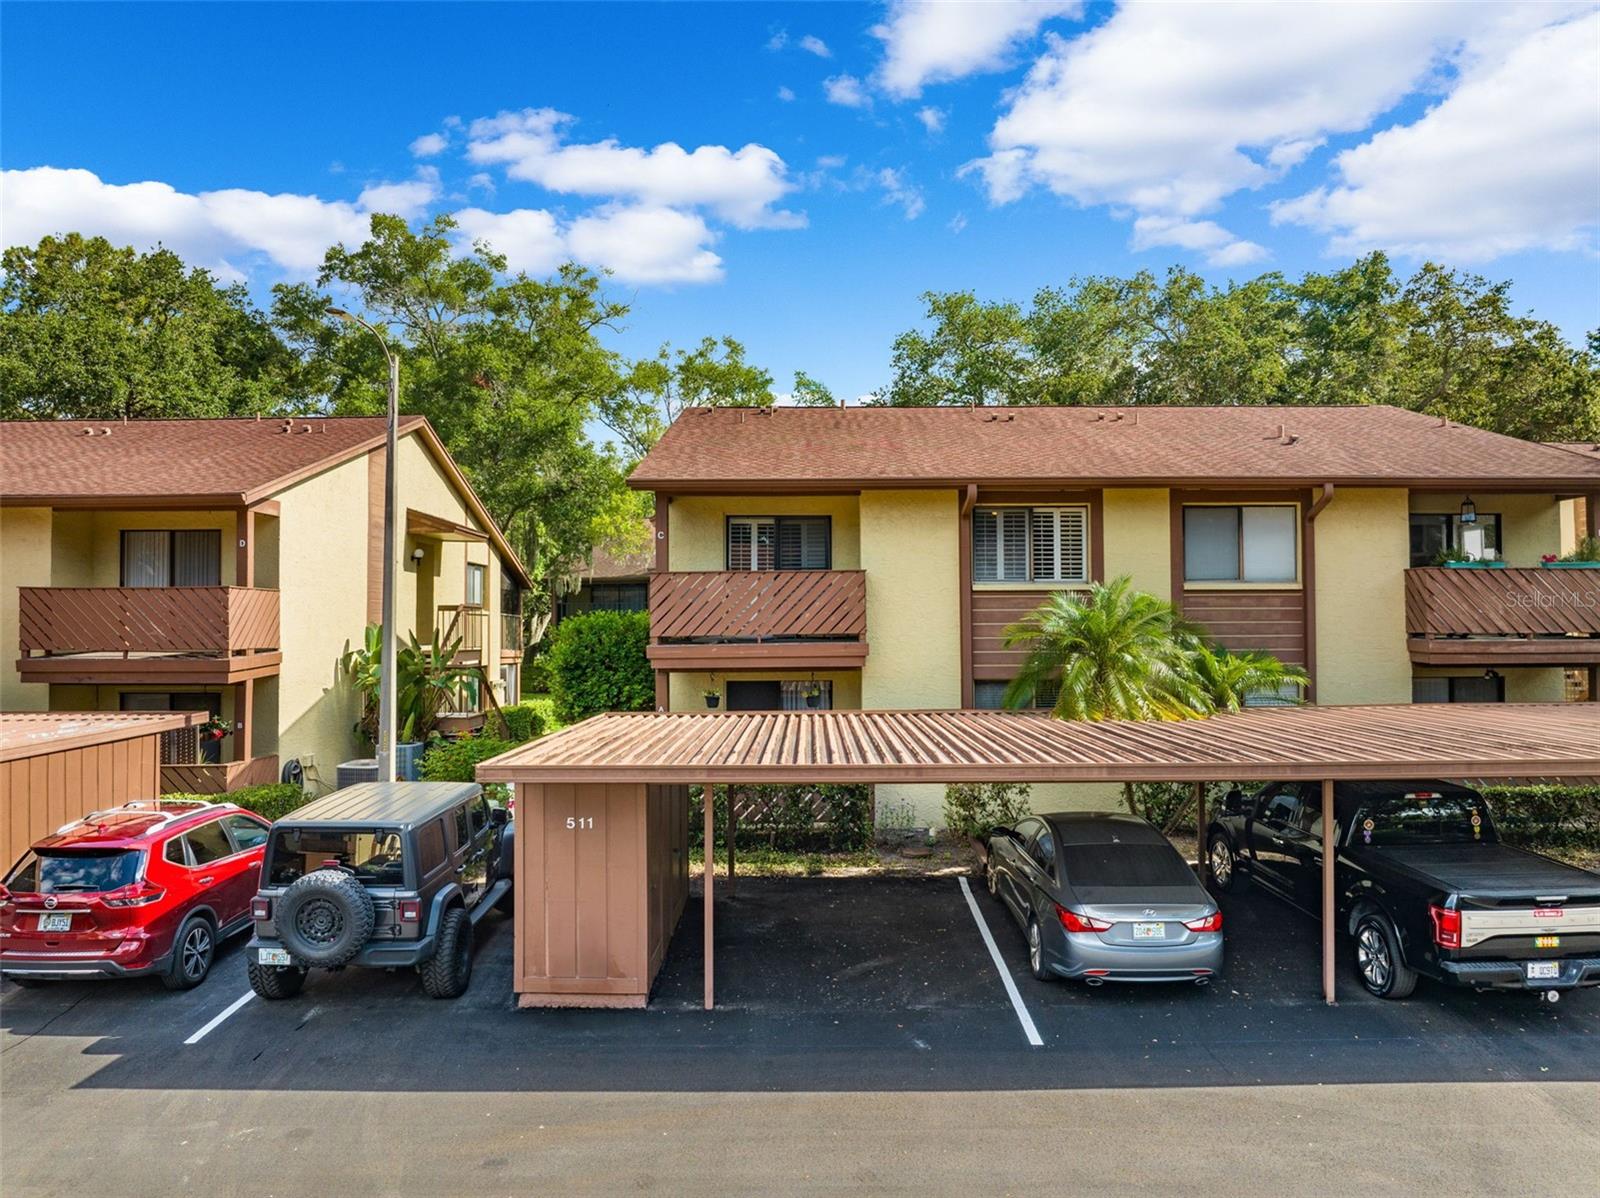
[1183,505,1298,584]
[1409,513,1501,566]
[726,516,830,570]
[465,563,486,606]
[120,529,221,588]
[973,506,1088,584]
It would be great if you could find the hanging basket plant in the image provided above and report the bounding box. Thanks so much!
[198,715,231,742]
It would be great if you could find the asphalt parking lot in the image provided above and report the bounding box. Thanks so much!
[3,875,1597,1194]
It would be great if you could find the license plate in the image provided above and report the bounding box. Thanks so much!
[258,947,292,966]
[38,913,71,932]
[1132,921,1165,940]
[1526,961,1560,981]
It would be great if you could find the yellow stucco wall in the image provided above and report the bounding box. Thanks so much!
[1102,488,1172,599]
[668,670,863,713]
[858,489,961,824]
[665,494,861,572]
[1409,492,1561,565]
[1314,488,1412,705]
[1,507,54,710]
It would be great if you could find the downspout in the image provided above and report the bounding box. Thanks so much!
[959,485,977,708]
[1302,484,1335,704]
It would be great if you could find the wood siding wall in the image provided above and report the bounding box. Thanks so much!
[1180,588,1308,667]
[513,780,689,1007]
[972,590,1074,679]
[2,734,161,871]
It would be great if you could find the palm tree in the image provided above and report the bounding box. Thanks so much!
[1188,643,1309,712]
[1001,576,1212,721]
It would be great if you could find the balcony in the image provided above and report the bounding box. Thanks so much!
[647,570,868,670]
[501,611,525,660]
[1404,567,1600,666]
[436,604,488,663]
[16,586,281,684]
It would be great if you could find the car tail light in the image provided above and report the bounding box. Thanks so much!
[250,897,272,921]
[102,880,165,908]
[1430,903,1461,949]
[1056,904,1113,933]
[1184,912,1224,933]
[0,884,11,902]
[398,899,422,923]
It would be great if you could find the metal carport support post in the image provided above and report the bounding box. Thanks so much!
[1321,778,1336,1005]
[704,782,715,1011]
[1193,782,1207,886]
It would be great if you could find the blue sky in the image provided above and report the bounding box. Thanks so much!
[4,2,1598,404]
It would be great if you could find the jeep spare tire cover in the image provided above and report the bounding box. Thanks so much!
[277,869,376,967]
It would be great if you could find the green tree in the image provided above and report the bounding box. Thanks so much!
[876,290,1035,406]
[274,214,642,603]
[790,369,838,407]
[602,335,776,456]
[1188,645,1309,712]
[0,234,300,420]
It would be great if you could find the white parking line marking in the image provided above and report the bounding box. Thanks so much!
[183,990,255,1045]
[958,876,1044,1048]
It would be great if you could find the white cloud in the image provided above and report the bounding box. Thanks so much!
[465,107,802,229]
[409,132,448,158]
[566,205,722,284]
[1274,11,1600,260]
[823,74,871,109]
[798,34,831,58]
[0,165,379,275]
[873,1,1082,99]
[966,2,1586,265]
[947,212,968,235]
[356,166,441,219]
[776,85,796,102]
[467,172,495,194]
[877,168,926,220]
[767,29,788,51]
[916,106,945,135]
[452,207,566,275]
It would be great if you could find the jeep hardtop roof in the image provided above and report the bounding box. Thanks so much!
[275,781,482,830]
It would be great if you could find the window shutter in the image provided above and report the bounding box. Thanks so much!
[999,509,1028,581]
[776,520,803,570]
[973,511,998,581]
[728,521,753,570]
[753,521,776,570]
[1057,508,1087,582]
[1030,510,1056,582]
[800,519,829,569]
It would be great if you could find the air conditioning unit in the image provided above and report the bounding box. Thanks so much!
[396,741,425,782]
[335,759,380,789]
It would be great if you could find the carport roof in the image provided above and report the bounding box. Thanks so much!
[478,704,1600,785]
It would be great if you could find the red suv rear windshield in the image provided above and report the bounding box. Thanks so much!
[5,849,143,895]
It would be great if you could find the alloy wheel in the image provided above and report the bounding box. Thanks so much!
[986,862,998,896]
[1028,921,1042,974]
[297,898,346,947]
[181,924,213,982]
[1357,924,1390,991]
[1210,841,1232,886]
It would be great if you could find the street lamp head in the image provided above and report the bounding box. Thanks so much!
[326,306,352,320]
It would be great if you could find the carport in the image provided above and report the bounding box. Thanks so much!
[478,703,1600,1010]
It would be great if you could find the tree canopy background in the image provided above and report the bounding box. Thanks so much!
[4,226,1596,610]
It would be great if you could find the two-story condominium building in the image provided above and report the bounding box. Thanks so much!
[0,416,530,794]
[631,405,1600,821]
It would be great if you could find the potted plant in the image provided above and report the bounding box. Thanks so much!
[1433,548,1506,569]
[703,687,721,709]
[802,682,823,709]
[341,624,474,777]
[197,714,230,743]
[1542,537,1600,568]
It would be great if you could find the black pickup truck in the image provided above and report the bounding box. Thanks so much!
[1206,780,1600,1000]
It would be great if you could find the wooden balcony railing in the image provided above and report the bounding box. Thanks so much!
[17,587,280,656]
[437,604,488,658]
[649,570,867,642]
[160,756,281,795]
[501,611,525,656]
[1404,567,1600,665]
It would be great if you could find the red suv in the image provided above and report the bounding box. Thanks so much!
[1,799,271,990]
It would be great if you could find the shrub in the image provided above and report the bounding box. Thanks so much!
[499,702,546,744]
[165,782,309,822]
[547,610,653,723]
[523,654,553,696]
[1482,785,1600,851]
[689,784,872,852]
[420,735,517,785]
[942,782,1033,841]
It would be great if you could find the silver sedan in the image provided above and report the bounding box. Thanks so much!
[984,811,1223,987]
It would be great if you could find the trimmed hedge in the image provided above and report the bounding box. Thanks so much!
[547,610,654,723]
[690,784,873,852]
[1483,785,1600,851]
[499,702,546,744]
[164,782,309,822]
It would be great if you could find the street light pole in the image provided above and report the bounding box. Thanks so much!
[328,307,400,783]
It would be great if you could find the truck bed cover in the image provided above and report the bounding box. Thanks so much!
[1369,843,1600,900]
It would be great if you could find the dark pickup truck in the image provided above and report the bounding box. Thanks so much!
[1206,780,1600,1000]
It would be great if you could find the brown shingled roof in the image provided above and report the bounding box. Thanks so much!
[630,405,1600,492]
[0,415,426,504]
[0,415,533,587]
[585,519,655,581]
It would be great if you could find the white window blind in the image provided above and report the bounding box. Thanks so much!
[1240,506,1297,582]
[1184,505,1298,583]
[975,507,1086,583]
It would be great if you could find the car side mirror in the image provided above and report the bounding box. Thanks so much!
[1222,788,1245,815]
[490,806,509,828]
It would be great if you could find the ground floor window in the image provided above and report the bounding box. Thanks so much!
[973,680,1059,710]
[120,691,223,762]
[590,583,649,612]
[725,680,833,711]
[499,663,519,703]
[1243,682,1303,707]
[1413,674,1504,703]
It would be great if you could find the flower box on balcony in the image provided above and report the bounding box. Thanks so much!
[1441,560,1507,568]
[1540,560,1600,569]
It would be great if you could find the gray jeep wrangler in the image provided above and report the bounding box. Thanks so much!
[245,781,512,1000]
